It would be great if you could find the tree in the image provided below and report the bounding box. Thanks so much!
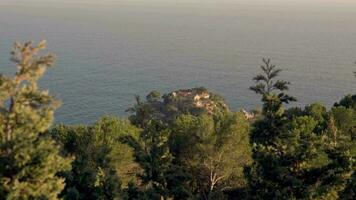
[334,94,356,110]
[121,120,174,200]
[50,116,140,200]
[247,58,313,199]
[326,105,355,199]
[249,58,296,144]
[170,112,251,200]
[311,112,354,199]
[0,41,72,199]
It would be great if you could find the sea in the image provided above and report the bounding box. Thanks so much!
[0,0,355,124]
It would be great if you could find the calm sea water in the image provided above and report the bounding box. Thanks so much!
[0,0,355,124]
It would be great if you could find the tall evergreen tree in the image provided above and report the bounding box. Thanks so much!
[246,58,307,199]
[0,41,72,199]
[249,58,296,144]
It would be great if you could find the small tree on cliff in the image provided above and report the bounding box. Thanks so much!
[0,41,72,199]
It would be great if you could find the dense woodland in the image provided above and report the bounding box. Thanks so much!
[0,41,355,200]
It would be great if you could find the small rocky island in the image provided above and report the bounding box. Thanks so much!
[127,87,255,125]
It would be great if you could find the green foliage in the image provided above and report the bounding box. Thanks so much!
[170,112,252,199]
[245,59,355,200]
[50,116,140,200]
[310,115,354,199]
[248,59,329,199]
[323,106,355,199]
[304,103,328,134]
[330,104,355,166]
[249,58,296,145]
[247,115,323,199]
[331,107,355,134]
[340,171,356,199]
[91,117,141,187]
[334,94,356,110]
[121,120,174,200]
[332,95,356,180]
[0,41,72,199]
[249,58,296,109]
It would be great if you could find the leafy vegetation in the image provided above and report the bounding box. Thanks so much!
[0,41,72,199]
[0,42,355,199]
[50,117,140,199]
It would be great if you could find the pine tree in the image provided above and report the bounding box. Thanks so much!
[249,58,296,144]
[316,107,355,199]
[50,116,140,200]
[0,41,72,199]
[170,112,252,200]
[247,58,307,199]
[121,120,173,200]
[51,124,122,200]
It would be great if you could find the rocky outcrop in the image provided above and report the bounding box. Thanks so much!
[241,109,255,120]
[165,87,228,115]
[128,87,230,125]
